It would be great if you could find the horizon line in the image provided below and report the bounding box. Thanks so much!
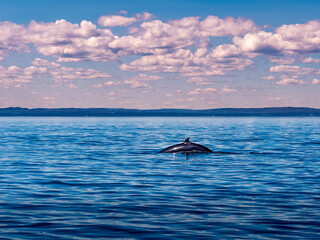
[1,106,319,110]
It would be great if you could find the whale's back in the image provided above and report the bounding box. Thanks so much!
[160,138,212,153]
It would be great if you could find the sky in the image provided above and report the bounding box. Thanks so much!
[0,0,320,109]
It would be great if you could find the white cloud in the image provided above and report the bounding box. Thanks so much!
[124,73,162,88]
[0,58,111,88]
[233,20,320,55]
[109,15,258,56]
[120,48,253,78]
[20,15,253,67]
[187,88,217,95]
[200,16,259,37]
[261,76,275,80]
[98,12,153,27]
[32,58,60,68]
[270,65,320,75]
[233,31,285,54]
[269,57,295,64]
[109,19,202,55]
[270,73,320,85]
[187,77,212,85]
[0,22,28,59]
[211,44,246,58]
[31,58,111,83]
[27,19,118,62]
[276,78,307,85]
[50,66,111,82]
[302,57,320,63]
[103,81,121,86]
[134,73,163,81]
[0,15,320,89]
[276,20,320,53]
[93,83,104,88]
[220,86,238,94]
[98,16,138,27]
[0,65,46,88]
[312,78,320,84]
[66,83,79,88]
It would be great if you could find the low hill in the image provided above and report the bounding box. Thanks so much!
[0,107,319,117]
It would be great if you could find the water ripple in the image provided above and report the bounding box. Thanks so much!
[0,117,320,239]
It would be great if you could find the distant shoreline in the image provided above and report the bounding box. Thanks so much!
[0,107,320,117]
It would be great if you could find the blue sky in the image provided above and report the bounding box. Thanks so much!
[0,0,320,109]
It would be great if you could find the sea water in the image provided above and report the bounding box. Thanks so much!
[0,117,319,239]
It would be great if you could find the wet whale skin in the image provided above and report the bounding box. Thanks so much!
[160,138,212,153]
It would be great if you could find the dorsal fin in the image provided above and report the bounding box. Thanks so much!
[184,137,190,143]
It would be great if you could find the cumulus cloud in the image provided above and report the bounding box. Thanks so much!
[261,76,275,80]
[187,88,217,95]
[98,16,138,27]
[50,66,111,82]
[270,65,320,75]
[312,78,320,84]
[109,15,258,56]
[22,17,316,65]
[103,81,121,86]
[93,83,104,88]
[133,73,163,81]
[302,57,320,63]
[0,14,320,88]
[268,74,319,85]
[124,73,162,88]
[187,77,212,85]
[210,44,248,58]
[0,15,256,65]
[276,78,307,85]
[91,81,122,88]
[269,57,295,64]
[200,16,259,37]
[0,22,29,59]
[233,31,285,55]
[276,20,320,53]
[32,58,60,68]
[268,64,320,86]
[0,58,111,88]
[31,58,111,83]
[220,86,238,94]
[120,48,253,77]
[109,18,203,55]
[98,12,153,27]
[66,83,79,88]
[233,20,320,56]
[27,19,118,62]
[0,65,46,88]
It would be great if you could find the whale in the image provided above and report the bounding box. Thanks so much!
[160,137,212,153]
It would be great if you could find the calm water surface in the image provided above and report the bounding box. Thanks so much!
[0,117,319,239]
